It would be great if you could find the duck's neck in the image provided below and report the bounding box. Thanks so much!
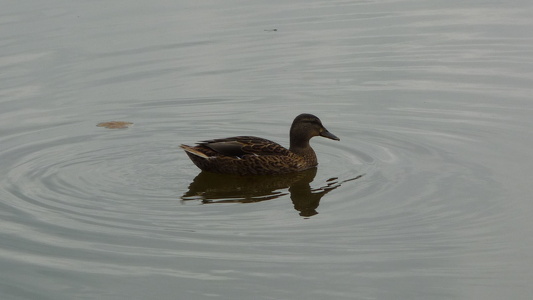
[290,132,309,151]
[290,137,317,164]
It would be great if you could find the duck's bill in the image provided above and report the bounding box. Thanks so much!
[320,129,340,141]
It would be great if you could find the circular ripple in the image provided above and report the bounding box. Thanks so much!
[2,129,183,235]
[0,104,512,267]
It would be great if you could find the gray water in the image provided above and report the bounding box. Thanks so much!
[1,1,533,299]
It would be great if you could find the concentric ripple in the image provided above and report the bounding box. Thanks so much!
[0,99,529,300]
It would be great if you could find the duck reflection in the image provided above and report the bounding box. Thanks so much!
[181,168,362,217]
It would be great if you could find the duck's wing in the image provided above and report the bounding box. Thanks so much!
[198,136,290,157]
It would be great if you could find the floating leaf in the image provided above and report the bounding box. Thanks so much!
[96,121,133,129]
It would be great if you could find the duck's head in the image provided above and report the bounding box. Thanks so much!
[290,113,339,149]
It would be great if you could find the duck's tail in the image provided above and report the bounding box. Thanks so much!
[180,144,209,159]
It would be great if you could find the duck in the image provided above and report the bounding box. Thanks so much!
[180,113,340,175]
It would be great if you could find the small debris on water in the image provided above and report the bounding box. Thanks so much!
[96,121,133,129]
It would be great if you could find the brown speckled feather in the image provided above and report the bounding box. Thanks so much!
[181,136,306,175]
[181,114,339,175]
[200,136,290,157]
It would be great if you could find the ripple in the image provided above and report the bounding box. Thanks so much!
[0,101,505,239]
[0,96,514,293]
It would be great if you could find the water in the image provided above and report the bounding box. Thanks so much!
[1,0,533,299]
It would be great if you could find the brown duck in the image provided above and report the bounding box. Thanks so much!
[180,113,340,175]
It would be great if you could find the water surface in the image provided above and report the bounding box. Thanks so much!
[1,0,533,299]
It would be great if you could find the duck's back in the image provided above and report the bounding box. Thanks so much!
[199,136,290,157]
